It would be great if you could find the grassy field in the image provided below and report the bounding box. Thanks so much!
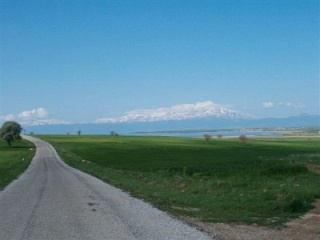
[39,135,320,226]
[0,139,35,190]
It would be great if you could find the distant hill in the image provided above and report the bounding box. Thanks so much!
[23,114,319,135]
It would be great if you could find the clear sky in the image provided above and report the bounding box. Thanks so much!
[1,0,319,125]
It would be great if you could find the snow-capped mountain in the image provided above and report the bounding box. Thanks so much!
[95,101,252,123]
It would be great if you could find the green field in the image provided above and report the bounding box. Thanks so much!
[0,139,35,190]
[39,135,320,226]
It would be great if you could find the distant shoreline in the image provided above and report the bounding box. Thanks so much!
[131,127,320,138]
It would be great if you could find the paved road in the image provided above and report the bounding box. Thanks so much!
[0,136,213,240]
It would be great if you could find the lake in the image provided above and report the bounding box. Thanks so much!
[132,130,285,138]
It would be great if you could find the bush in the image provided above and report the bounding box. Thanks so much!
[264,164,307,176]
[284,199,308,213]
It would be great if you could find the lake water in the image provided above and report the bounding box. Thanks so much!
[132,130,284,138]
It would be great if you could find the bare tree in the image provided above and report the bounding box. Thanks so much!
[239,135,248,145]
[203,134,212,142]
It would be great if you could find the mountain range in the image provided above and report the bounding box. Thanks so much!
[94,101,252,123]
[24,114,319,135]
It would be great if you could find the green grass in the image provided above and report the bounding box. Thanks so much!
[0,139,35,190]
[39,135,320,226]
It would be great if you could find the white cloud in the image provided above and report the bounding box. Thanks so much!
[263,102,275,109]
[0,114,15,121]
[18,108,48,119]
[278,102,306,109]
[25,119,71,126]
[263,101,306,109]
[96,101,251,123]
[1,107,70,126]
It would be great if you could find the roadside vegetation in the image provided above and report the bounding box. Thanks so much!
[0,121,23,147]
[39,135,320,226]
[0,139,35,189]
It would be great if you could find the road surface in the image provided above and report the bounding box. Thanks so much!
[0,136,212,240]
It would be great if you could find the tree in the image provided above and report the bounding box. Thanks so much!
[110,131,117,136]
[203,134,212,142]
[217,134,223,139]
[239,135,248,145]
[0,121,22,147]
[77,130,81,136]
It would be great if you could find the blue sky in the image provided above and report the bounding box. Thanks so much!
[1,0,319,126]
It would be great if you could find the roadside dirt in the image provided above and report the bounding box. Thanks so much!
[181,199,320,240]
[181,165,320,240]
[307,165,320,175]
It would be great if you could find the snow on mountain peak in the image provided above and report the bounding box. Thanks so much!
[95,101,251,124]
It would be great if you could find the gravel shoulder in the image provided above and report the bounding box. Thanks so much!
[180,191,320,240]
[180,206,320,240]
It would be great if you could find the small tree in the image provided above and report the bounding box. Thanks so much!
[203,134,212,142]
[217,134,223,139]
[239,135,248,145]
[77,130,81,136]
[0,121,22,147]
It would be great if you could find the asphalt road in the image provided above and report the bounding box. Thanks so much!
[0,136,213,240]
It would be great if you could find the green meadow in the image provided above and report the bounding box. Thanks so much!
[39,135,320,226]
[0,139,35,190]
